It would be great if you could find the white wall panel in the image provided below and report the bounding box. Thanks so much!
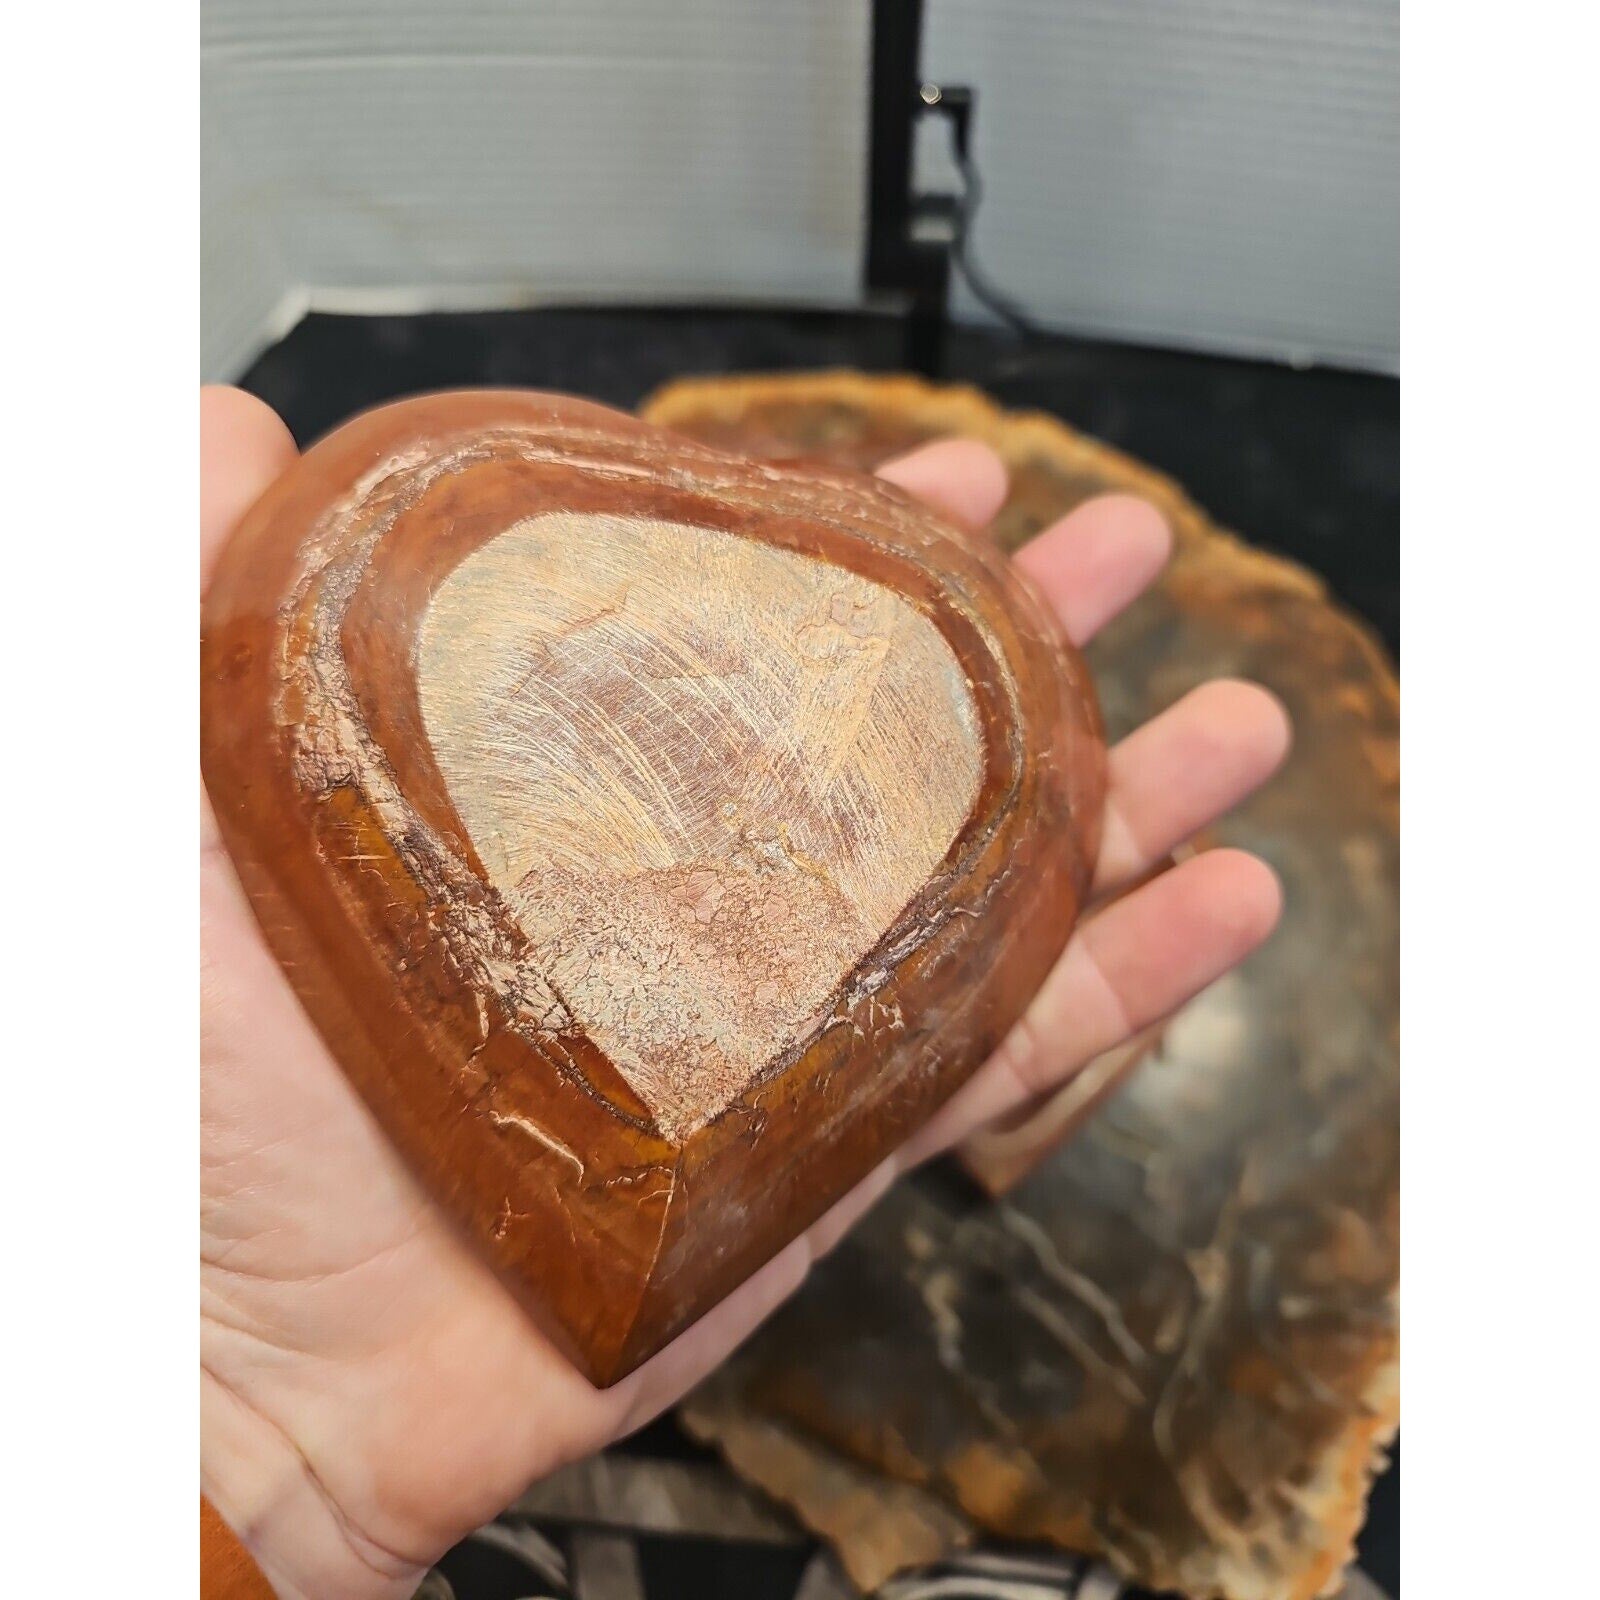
[201,0,1397,378]
[200,0,870,377]
[923,0,1399,368]
[201,86,301,379]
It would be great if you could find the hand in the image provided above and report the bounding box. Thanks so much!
[201,387,1289,1599]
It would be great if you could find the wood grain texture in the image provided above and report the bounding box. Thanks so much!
[200,390,1104,1384]
[417,512,983,1137]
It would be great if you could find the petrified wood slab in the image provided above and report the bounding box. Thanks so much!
[200,389,1105,1385]
[643,373,1399,1600]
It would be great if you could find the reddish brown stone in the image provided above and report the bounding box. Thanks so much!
[200,390,1105,1385]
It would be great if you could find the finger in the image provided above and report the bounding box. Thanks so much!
[200,387,297,850]
[1094,681,1292,897]
[876,438,1009,531]
[201,385,298,593]
[1013,493,1171,646]
[900,849,1283,1163]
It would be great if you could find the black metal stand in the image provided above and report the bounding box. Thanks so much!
[865,0,954,375]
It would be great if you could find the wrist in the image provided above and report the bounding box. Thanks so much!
[201,1357,424,1600]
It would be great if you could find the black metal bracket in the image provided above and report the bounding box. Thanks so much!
[865,0,976,375]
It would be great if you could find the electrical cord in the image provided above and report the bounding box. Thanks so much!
[950,148,1043,340]
[919,83,1043,340]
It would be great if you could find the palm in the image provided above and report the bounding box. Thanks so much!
[200,388,1288,1600]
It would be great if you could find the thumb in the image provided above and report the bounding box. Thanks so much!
[200,386,297,594]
